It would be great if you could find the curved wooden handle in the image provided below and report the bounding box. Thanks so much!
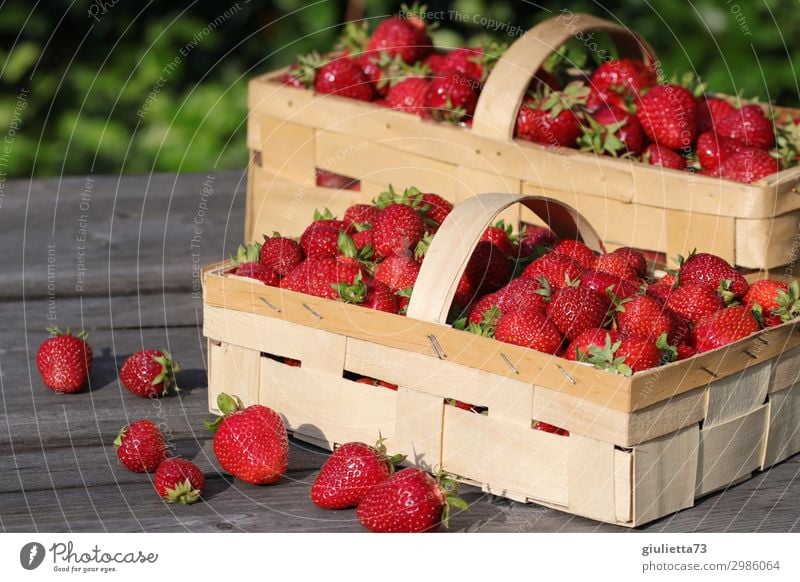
[405,193,605,324]
[471,12,656,140]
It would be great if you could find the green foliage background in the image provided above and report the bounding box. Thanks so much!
[2,0,798,178]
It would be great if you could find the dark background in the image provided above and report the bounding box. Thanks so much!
[2,0,798,178]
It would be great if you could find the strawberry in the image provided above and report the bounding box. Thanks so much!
[355,377,398,390]
[744,279,800,327]
[718,148,780,183]
[334,273,400,314]
[120,349,180,399]
[352,226,374,251]
[646,283,675,305]
[481,221,515,256]
[552,239,597,270]
[367,14,432,65]
[582,334,669,374]
[615,336,664,372]
[311,439,403,510]
[612,247,648,278]
[154,457,205,505]
[260,233,304,277]
[616,295,674,342]
[424,70,479,122]
[207,393,288,485]
[696,96,736,133]
[580,105,644,156]
[693,305,760,352]
[518,225,557,257]
[423,52,447,75]
[533,421,570,436]
[455,240,512,304]
[300,226,343,259]
[441,46,497,82]
[354,51,410,98]
[594,252,641,282]
[356,467,466,533]
[515,82,588,147]
[420,193,453,226]
[643,143,685,170]
[468,277,548,324]
[676,343,697,360]
[316,169,360,190]
[522,252,584,289]
[679,252,749,299]
[372,203,425,258]
[546,287,610,341]
[564,328,620,361]
[637,84,698,151]
[36,327,93,394]
[114,419,167,473]
[664,283,724,323]
[231,241,280,286]
[283,358,301,367]
[716,104,775,149]
[590,58,656,103]
[695,131,749,172]
[374,255,420,292]
[280,256,360,300]
[386,76,430,115]
[314,56,374,101]
[578,270,640,301]
[494,308,563,354]
[344,204,380,227]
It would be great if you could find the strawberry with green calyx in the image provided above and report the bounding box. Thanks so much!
[231,242,279,286]
[679,252,749,299]
[260,232,304,277]
[395,286,413,315]
[744,279,800,327]
[114,419,168,473]
[480,220,517,257]
[120,349,181,398]
[335,21,369,55]
[356,467,468,533]
[374,255,420,292]
[373,202,426,259]
[693,305,760,353]
[458,304,501,337]
[36,327,93,394]
[333,272,399,314]
[522,252,585,290]
[280,51,325,89]
[311,437,405,510]
[206,393,288,485]
[366,3,433,65]
[775,119,800,168]
[314,55,375,102]
[515,81,589,147]
[337,231,374,273]
[579,104,644,156]
[565,328,619,362]
[424,70,479,123]
[582,333,670,375]
[154,458,205,505]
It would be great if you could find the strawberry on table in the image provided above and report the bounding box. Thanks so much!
[206,393,288,485]
[36,327,93,394]
[744,279,800,327]
[154,457,205,505]
[120,349,180,399]
[356,467,467,533]
[693,305,760,352]
[311,439,404,510]
[114,419,168,473]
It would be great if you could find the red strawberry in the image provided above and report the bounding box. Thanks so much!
[581,105,644,155]
[423,52,447,75]
[311,440,402,510]
[114,419,167,473]
[260,234,304,276]
[467,293,500,326]
[455,240,511,304]
[716,104,774,149]
[232,243,280,286]
[373,203,425,258]
[718,148,780,183]
[300,226,343,258]
[696,96,736,133]
[481,223,515,256]
[420,193,453,226]
[316,169,360,190]
[615,336,663,372]
[314,57,374,101]
[646,282,675,304]
[552,239,597,270]
[676,343,697,360]
[564,328,620,361]
[665,283,725,323]
[120,349,180,398]
[154,457,205,505]
[374,255,420,292]
[280,63,308,89]
[533,421,570,436]
[522,252,584,289]
[643,143,685,170]
[36,327,93,394]
[590,58,656,105]
[367,15,432,65]
[424,70,479,122]
[743,279,800,327]
[280,256,360,300]
[616,295,674,342]
[354,51,410,98]
[208,393,288,485]
[611,247,648,278]
[386,76,430,115]
[578,270,640,301]
[334,274,400,314]
[356,467,466,533]
[637,84,698,151]
[693,306,760,353]
[442,46,486,82]
[468,277,548,325]
[352,227,374,251]
[494,309,563,354]
[595,252,641,282]
[515,82,587,147]
[344,204,380,228]
[679,252,749,299]
[355,377,398,390]
[546,287,610,341]
[695,131,749,172]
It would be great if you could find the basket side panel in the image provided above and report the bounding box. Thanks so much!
[736,212,800,270]
[703,360,772,428]
[207,340,261,411]
[248,116,316,184]
[393,387,444,471]
[567,434,617,523]
[762,383,800,468]
[770,345,800,393]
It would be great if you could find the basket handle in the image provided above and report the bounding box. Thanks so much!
[405,193,605,324]
[471,12,657,140]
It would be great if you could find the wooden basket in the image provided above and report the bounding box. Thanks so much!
[203,192,800,527]
[245,12,800,274]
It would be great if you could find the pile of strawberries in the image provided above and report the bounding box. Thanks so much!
[278,8,798,184]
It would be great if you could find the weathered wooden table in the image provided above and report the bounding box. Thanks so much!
[1,171,798,532]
